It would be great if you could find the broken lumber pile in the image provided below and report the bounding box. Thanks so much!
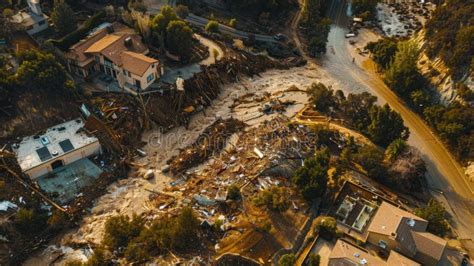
[168,118,246,175]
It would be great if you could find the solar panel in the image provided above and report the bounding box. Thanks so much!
[36,147,52,162]
[59,139,75,153]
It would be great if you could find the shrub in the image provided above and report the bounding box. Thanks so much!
[229,18,237,28]
[292,148,330,202]
[315,216,337,240]
[227,184,241,200]
[414,199,449,236]
[253,186,290,212]
[102,214,145,251]
[205,20,219,33]
[279,253,296,266]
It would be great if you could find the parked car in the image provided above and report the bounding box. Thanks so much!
[273,33,286,41]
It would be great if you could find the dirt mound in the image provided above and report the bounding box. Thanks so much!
[168,118,246,175]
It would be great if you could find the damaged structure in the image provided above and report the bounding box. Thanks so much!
[10,0,49,36]
[12,119,104,203]
[66,23,160,92]
[13,119,101,179]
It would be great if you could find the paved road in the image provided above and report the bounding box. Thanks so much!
[184,14,278,43]
[320,0,474,239]
[144,0,278,43]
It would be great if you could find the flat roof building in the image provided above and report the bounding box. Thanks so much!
[13,119,101,179]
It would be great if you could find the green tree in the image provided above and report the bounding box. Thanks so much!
[354,145,386,181]
[171,207,200,250]
[301,0,322,26]
[253,186,291,212]
[308,18,331,55]
[175,4,189,19]
[368,104,409,147]
[227,184,241,200]
[385,138,407,161]
[365,38,397,69]
[292,148,330,202]
[166,20,193,59]
[279,253,296,266]
[414,199,449,236]
[205,20,220,33]
[102,214,145,251]
[51,0,77,36]
[342,92,377,132]
[16,50,70,92]
[410,89,431,112]
[307,82,335,112]
[315,216,337,240]
[151,5,178,34]
[384,40,425,98]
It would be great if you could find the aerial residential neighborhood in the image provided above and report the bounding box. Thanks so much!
[0,0,472,265]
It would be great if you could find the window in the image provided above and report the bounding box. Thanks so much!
[152,64,155,68]
[147,73,154,83]
[38,20,46,26]
[95,56,100,63]
[123,69,126,75]
[378,240,387,249]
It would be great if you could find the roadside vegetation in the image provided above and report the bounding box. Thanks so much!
[415,199,450,236]
[425,0,473,79]
[300,0,331,55]
[307,83,427,193]
[366,37,474,163]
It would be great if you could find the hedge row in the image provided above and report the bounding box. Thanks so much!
[50,11,106,51]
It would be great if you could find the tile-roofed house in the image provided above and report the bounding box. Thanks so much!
[411,231,447,265]
[329,239,419,266]
[386,250,420,266]
[329,239,386,266]
[366,202,447,266]
[121,51,159,76]
[65,22,160,91]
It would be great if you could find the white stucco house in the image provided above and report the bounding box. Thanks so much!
[13,119,101,179]
[10,0,49,36]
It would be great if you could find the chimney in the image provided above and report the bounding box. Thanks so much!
[106,25,114,33]
[124,37,132,48]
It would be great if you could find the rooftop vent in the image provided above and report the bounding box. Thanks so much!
[40,136,50,145]
[354,253,360,258]
[124,36,132,47]
[407,218,416,227]
[360,258,367,265]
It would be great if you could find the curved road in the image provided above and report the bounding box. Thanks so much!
[292,0,473,239]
